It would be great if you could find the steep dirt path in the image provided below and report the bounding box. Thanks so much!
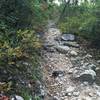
[41,23,100,100]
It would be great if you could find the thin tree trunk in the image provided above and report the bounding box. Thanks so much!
[57,0,70,24]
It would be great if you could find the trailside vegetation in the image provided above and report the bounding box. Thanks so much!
[58,0,100,46]
[0,0,53,99]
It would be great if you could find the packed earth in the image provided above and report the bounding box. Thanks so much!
[40,22,100,100]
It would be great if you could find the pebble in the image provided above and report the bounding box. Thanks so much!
[68,68,74,74]
[97,60,100,64]
[88,92,94,97]
[73,91,80,96]
[84,54,92,58]
[70,50,78,56]
[53,96,59,100]
[66,86,75,93]
[65,92,72,96]
[83,82,89,86]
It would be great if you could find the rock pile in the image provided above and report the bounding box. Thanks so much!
[42,24,100,100]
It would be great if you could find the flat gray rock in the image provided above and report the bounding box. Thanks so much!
[55,45,70,53]
[64,41,79,48]
[74,69,96,83]
[61,34,75,41]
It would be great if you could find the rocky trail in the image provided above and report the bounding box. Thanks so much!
[40,22,100,100]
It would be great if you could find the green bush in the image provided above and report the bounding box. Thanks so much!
[59,16,81,33]
[59,13,97,40]
[58,1,100,44]
[0,0,43,95]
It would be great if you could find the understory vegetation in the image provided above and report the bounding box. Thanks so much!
[58,0,100,46]
[0,0,53,99]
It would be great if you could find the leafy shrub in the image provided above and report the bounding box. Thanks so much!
[0,29,42,94]
[59,14,97,42]
[58,1,100,45]
[59,16,81,33]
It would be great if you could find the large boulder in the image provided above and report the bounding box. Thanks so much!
[74,69,96,84]
[61,34,75,41]
[55,45,70,53]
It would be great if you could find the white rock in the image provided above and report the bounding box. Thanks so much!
[88,92,94,97]
[73,91,80,96]
[83,82,89,86]
[55,45,70,53]
[67,92,72,96]
[61,34,75,41]
[97,60,100,64]
[66,86,75,93]
[23,62,30,66]
[97,91,100,96]
[85,54,92,58]
[70,51,78,56]
[11,95,24,100]
[68,68,74,74]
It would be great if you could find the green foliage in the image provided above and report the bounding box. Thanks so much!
[34,96,41,100]
[21,89,32,100]
[58,0,100,44]
[0,0,46,96]
[0,0,53,31]
[59,16,81,33]
[59,12,96,34]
